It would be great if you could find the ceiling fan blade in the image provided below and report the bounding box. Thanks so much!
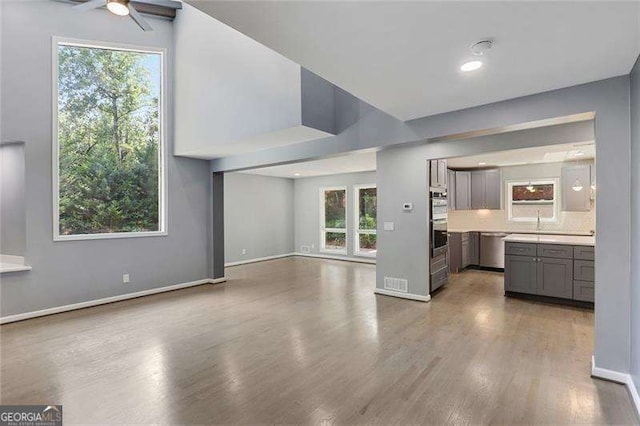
[128,4,154,32]
[72,0,106,12]
[132,0,182,9]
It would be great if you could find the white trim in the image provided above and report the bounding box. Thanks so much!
[319,186,348,253]
[294,252,376,264]
[52,37,168,242]
[225,253,295,267]
[374,288,431,302]
[354,183,378,258]
[0,277,226,325]
[591,356,640,418]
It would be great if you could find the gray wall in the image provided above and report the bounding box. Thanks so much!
[630,55,640,390]
[173,3,302,158]
[224,173,294,263]
[213,76,632,375]
[0,0,211,316]
[294,171,376,261]
[0,142,26,255]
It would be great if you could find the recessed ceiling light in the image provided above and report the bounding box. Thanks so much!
[461,61,483,72]
[293,173,301,176]
[478,162,487,165]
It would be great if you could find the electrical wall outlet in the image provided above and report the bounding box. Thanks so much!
[241,248,247,255]
[122,274,130,284]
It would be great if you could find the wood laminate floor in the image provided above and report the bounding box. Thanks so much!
[1,258,637,424]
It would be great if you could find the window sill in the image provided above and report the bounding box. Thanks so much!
[54,231,167,242]
[354,251,377,258]
[0,255,31,274]
[319,249,348,256]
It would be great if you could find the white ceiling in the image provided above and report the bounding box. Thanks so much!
[186,1,640,121]
[240,150,377,179]
[239,141,595,178]
[447,142,595,169]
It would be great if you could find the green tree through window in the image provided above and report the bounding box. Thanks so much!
[56,43,162,236]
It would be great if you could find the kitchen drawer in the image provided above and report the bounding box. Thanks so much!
[505,242,537,257]
[574,245,595,261]
[537,244,573,259]
[573,280,594,302]
[574,260,595,282]
[431,251,447,273]
[431,268,449,292]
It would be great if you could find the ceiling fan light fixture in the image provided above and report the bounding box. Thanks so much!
[107,0,130,16]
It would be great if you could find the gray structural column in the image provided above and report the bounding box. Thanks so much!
[212,172,225,279]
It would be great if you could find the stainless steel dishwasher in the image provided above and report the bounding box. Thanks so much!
[480,233,510,268]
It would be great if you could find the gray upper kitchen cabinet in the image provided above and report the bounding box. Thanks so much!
[430,159,448,189]
[484,169,501,209]
[448,169,456,210]
[536,257,574,299]
[455,171,471,210]
[562,164,591,212]
[471,169,501,210]
[504,255,537,294]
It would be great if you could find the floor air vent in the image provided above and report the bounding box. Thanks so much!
[300,245,311,253]
[384,277,408,293]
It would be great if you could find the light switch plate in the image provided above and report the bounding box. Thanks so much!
[384,222,395,231]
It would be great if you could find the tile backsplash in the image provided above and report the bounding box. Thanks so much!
[448,205,595,234]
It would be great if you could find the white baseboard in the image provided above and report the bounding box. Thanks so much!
[225,253,295,267]
[294,252,376,264]
[0,277,227,325]
[374,288,431,302]
[591,356,640,418]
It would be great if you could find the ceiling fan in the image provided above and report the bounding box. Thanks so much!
[72,0,178,32]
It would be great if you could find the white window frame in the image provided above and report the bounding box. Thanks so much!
[507,179,559,223]
[319,186,347,254]
[52,37,168,241]
[354,184,377,258]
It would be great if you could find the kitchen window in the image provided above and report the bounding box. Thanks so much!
[53,39,166,240]
[354,184,377,257]
[320,187,347,253]
[507,179,559,223]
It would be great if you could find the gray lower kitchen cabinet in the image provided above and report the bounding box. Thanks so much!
[455,171,471,210]
[505,255,537,294]
[562,164,591,212]
[448,169,456,210]
[504,242,594,304]
[461,239,470,268]
[574,260,595,281]
[469,232,479,265]
[536,257,574,299]
[448,233,462,273]
[574,280,595,302]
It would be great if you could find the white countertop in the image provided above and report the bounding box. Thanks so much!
[447,228,594,236]
[502,234,595,246]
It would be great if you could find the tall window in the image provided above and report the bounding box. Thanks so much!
[355,185,377,257]
[320,187,347,253]
[53,40,165,240]
[507,179,558,222]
